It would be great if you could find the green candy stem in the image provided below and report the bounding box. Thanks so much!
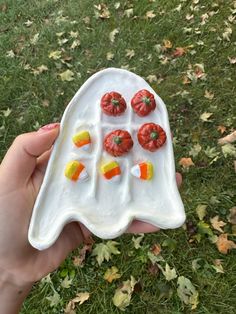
[150,131,158,140]
[142,96,151,105]
[113,136,122,144]
[111,99,120,106]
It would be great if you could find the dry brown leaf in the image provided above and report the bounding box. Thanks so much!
[182,76,191,85]
[42,99,49,107]
[210,216,226,233]
[172,47,187,58]
[216,234,236,254]
[204,90,214,100]
[217,125,226,134]
[218,131,236,145]
[179,157,194,169]
[228,207,236,225]
[65,292,90,313]
[125,49,135,59]
[150,243,161,256]
[73,243,92,267]
[0,3,8,12]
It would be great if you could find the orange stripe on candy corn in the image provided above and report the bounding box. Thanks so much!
[140,163,148,180]
[71,163,85,181]
[104,166,121,180]
[74,139,91,148]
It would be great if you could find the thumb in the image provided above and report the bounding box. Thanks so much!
[0,123,60,187]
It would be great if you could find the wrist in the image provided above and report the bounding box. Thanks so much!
[0,269,33,314]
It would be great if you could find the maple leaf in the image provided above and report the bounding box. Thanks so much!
[204,90,214,100]
[196,204,207,220]
[200,112,213,122]
[158,263,177,281]
[2,108,12,117]
[150,243,162,256]
[70,31,78,38]
[189,143,202,158]
[222,26,232,41]
[217,125,226,134]
[30,33,39,45]
[177,276,199,309]
[59,69,74,81]
[212,259,224,273]
[132,233,144,249]
[61,275,73,289]
[218,131,236,145]
[163,39,172,49]
[146,74,157,83]
[6,50,15,58]
[92,241,120,265]
[113,276,137,311]
[46,291,61,307]
[71,39,80,49]
[210,216,226,233]
[73,243,92,267]
[94,3,110,19]
[104,266,121,283]
[124,8,134,18]
[49,50,62,60]
[216,234,236,254]
[32,65,48,75]
[109,28,119,43]
[125,49,135,59]
[179,157,194,169]
[24,19,33,27]
[65,292,90,313]
[172,47,187,58]
[228,57,236,64]
[221,143,236,158]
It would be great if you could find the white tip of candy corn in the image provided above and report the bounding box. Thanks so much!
[80,168,89,181]
[131,165,141,178]
[81,143,91,152]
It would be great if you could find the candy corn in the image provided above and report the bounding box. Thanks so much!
[131,162,153,180]
[72,130,91,151]
[101,161,121,180]
[65,161,89,181]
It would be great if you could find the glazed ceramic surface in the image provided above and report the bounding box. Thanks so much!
[28,68,186,250]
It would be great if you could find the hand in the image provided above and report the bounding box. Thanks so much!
[0,124,182,313]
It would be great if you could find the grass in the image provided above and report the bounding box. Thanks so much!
[0,0,236,313]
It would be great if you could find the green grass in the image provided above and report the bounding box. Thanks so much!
[1,0,236,313]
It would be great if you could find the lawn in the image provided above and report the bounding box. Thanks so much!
[0,0,236,313]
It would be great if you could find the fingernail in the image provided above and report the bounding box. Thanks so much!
[38,123,60,132]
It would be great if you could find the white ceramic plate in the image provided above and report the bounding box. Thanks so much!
[28,68,186,250]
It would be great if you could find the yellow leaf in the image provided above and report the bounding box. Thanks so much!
[65,292,90,313]
[71,39,80,49]
[145,10,156,19]
[109,28,119,43]
[146,74,157,83]
[200,112,213,122]
[216,233,236,254]
[113,276,137,311]
[204,90,214,100]
[158,263,177,281]
[124,8,133,18]
[49,50,62,60]
[228,57,236,64]
[179,157,194,169]
[106,52,114,60]
[59,69,74,81]
[196,204,207,220]
[104,266,121,283]
[163,39,172,49]
[210,216,226,233]
[125,49,135,59]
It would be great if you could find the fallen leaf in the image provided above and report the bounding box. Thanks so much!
[200,112,213,122]
[222,26,232,41]
[218,131,236,145]
[59,69,74,81]
[189,143,202,158]
[228,207,236,224]
[42,99,49,107]
[32,65,48,75]
[204,90,214,100]
[217,125,226,134]
[228,57,236,64]
[163,39,172,49]
[132,234,144,249]
[83,16,90,24]
[172,47,187,58]
[61,275,73,289]
[124,8,134,18]
[46,291,61,307]
[197,221,213,237]
[73,243,92,267]
[162,238,177,251]
[145,10,156,19]
[109,28,119,43]
[24,19,33,27]
[158,263,177,281]
[148,263,160,276]
[65,292,90,313]
[221,143,236,158]
[196,204,207,220]
[71,39,80,49]
[216,234,236,254]
[179,157,194,169]
[49,50,62,60]
[6,50,15,58]
[104,266,121,283]
[94,3,110,19]
[210,216,226,233]
[2,108,12,117]
[146,74,157,83]
[212,259,224,273]
[150,243,161,256]
[125,49,135,59]
[70,31,78,38]
[106,52,114,60]
[114,2,120,10]
[177,276,199,309]
[112,276,137,311]
[30,33,39,45]
[92,240,120,265]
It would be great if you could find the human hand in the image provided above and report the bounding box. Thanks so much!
[0,123,182,313]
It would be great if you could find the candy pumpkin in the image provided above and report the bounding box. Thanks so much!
[104,130,133,156]
[137,123,166,152]
[101,91,127,116]
[131,89,156,117]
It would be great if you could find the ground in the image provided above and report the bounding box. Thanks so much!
[0,0,236,313]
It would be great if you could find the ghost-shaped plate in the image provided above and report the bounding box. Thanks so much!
[28,68,186,250]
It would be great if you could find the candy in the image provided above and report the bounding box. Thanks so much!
[131,162,153,180]
[65,161,89,181]
[72,130,91,151]
[101,161,121,180]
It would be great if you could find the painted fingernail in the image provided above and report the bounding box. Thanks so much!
[38,123,60,132]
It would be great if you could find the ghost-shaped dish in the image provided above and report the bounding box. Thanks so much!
[28,68,186,250]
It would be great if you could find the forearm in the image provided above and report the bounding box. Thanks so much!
[0,270,32,314]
